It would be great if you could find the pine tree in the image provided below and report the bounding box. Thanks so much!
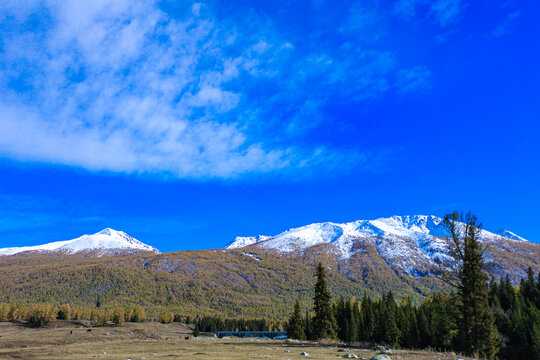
[382,290,400,347]
[312,262,337,339]
[442,212,499,359]
[500,274,517,311]
[288,299,306,340]
[305,310,312,340]
[336,296,347,341]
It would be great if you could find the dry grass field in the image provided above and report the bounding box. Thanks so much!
[0,321,470,360]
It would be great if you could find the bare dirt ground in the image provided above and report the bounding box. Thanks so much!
[0,321,470,360]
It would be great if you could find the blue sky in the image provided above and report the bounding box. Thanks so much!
[0,0,538,251]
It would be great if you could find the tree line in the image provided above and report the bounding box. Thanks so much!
[288,213,540,360]
[187,315,284,333]
[0,303,148,327]
[0,302,284,332]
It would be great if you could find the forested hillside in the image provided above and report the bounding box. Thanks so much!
[1,241,538,319]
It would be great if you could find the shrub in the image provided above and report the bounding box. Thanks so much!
[57,304,71,320]
[112,307,125,326]
[0,303,10,322]
[130,306,146,323]
[90,308,108,326]
[9,304,26,321]
[27,304,56,327]
[159,311,174,324]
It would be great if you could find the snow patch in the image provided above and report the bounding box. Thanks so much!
[242,252,261,261]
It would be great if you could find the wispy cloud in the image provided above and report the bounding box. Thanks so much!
[492,11,520,37]
[394,0,464,27]
[0,1,436,179]
[396,66,432,94]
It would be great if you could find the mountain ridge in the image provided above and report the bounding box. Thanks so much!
[225,215,531,277]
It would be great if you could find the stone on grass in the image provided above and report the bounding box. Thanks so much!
[345,353,358,358]
[301,351,309,356]
[371,354,391,360]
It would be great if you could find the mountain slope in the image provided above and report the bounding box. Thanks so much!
[226,215,534,278]
[0,228,159,256]
[0,239,537,319]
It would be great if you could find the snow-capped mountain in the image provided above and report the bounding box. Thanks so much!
[226,215,530,276]
[0,228,159,256]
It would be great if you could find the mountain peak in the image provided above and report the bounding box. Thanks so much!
[96,228,116,236]
[0,228,160,256]
[225,235,271,249]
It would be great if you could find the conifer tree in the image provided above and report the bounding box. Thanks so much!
[312,262,336,339]
[381,290,400,347]
[442,212,499,359]
[305,310,312,340]
[288,299,306,340]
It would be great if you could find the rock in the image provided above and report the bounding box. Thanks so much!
[301,352,309,357]
[371,355,391,360]
[345,353,359,358]
[375,345,385,351]
[285,349,290,352]
[385,349,392,355]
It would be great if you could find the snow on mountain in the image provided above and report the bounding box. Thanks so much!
[225,235,271,249]
[226,215,529,275]
[0,228,159,256]
[495,229,527,242]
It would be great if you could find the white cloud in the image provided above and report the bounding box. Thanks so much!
[0,1,423,179]
[0,1,301,178]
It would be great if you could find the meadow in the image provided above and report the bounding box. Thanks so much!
[0,320,470,360]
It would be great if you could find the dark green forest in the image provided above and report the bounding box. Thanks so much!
[287,267,540,360]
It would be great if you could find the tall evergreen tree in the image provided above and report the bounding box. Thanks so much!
[288,299,305,340]
[312,262,337,339]
[442,212,499,359]
[304,310,312,340]
[381,290,400,347]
